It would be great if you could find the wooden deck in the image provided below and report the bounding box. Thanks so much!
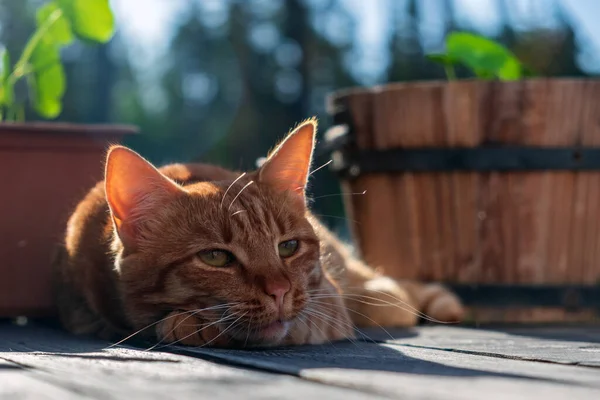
[1,320,599,399]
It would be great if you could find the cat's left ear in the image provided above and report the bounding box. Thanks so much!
[258,118,317,205]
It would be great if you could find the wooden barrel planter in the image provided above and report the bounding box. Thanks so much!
[325,78,600,324]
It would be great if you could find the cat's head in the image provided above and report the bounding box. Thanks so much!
[105,119,327,346]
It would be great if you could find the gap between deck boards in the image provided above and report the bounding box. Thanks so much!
[390,343,600,369]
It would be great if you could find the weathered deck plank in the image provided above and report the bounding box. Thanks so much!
[1,359,85,400]
[378,325,600,367]
[0,322,382,400]
[181,334,600,399]
[2,321,600,399]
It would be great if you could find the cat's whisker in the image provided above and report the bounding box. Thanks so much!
[292,312,313,344]
[308,299,393,342]
[155,311,241,349]
[220,172,247,208]
[105,306,232,349]
[306,301,377,344]
[197,311,249,348]
[307,286,421,314]
[308,286,425,315]
[311,213,361,224]
[311,293,428,319]
[308,159,332,176]
[144,303,240,351]
[310,292,450,324]
[300,306,358,346]
[346,287,445,321]
[243,313,254,348]
[297,309,334,346]
[157,319,234,349]
[309,190,367,201]
[302,307,353,344]
[337,287,452,323]
[305,301,369,341]
[228,181,254,212]
[231,210,247,217]
[306,287,341,294]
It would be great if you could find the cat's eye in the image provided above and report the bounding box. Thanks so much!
[278,240,299,258]
[198,250,234,267]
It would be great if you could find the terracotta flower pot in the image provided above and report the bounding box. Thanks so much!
[0,122,138,317]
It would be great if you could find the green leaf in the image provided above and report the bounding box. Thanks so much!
[56,0,115,43]
[446,32,522,81]
[29,42,65,118]
[0,48,12,106]
[36,2,73,45]
[473,68,495,80]
[426,53,456,65]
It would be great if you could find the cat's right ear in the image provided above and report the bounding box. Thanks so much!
[105,146,183,248]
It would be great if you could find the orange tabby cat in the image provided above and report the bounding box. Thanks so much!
[54,119,463,347]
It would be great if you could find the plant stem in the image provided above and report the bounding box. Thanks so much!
[7,8,62,87]
[444,64,456,81]
[2,8,62,122]
[16,104,25,122]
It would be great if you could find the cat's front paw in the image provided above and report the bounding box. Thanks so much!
[421,284,465,323]
[353,276,420,327]
[156,311,226,347]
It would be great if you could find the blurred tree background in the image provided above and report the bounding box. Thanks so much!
[0,0,598,237]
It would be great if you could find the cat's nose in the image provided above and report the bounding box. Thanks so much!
[265,279,291,312]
